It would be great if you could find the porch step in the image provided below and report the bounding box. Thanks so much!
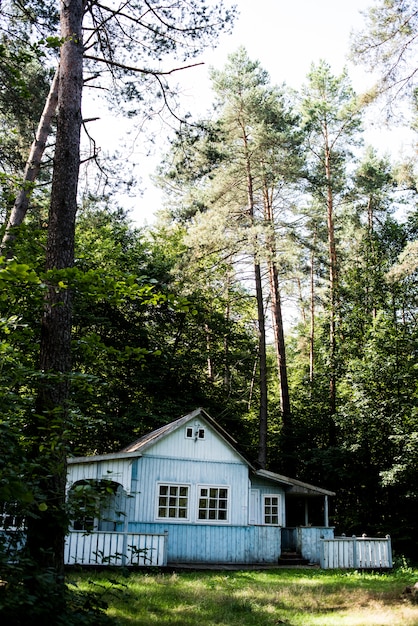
[277,551,310,566]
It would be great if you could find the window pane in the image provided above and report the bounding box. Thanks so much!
[264,496,279,525]
[157,485,188,520]
[198,487,228,522]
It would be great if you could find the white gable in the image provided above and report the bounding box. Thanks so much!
[142,416,245,464]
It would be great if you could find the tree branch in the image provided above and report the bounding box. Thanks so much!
[83,54,204,76]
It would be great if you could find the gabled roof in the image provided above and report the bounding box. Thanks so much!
[68,408,246,466]
[121,408,231,452]
[68,408,335,497]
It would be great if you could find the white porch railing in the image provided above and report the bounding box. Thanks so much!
[65,531,168,566]
[320,535,392,569]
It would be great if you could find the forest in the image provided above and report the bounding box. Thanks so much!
[0,0,418,622]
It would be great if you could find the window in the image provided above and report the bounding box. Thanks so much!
[264,495,280,525]
[0,502,24,531]
[157,484,189,519]
[185,426,205,440]
[198,487,228,521]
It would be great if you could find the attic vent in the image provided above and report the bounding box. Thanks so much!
[185,426,205,440]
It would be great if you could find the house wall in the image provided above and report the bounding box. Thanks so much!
[145,419,245,464]
[67,458,134,494]
[126,449,285,564]
[128,521,281,564]
[249,476,286,526]
[130,456,250,526]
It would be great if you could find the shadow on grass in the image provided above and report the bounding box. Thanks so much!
[67,567,418,626]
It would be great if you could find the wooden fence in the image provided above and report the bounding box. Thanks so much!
[320,535,392,569]
[64,531,168,566]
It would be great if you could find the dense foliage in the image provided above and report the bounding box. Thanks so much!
[1,0,418,621]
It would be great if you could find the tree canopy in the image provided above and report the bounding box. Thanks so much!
[1,0,418,622]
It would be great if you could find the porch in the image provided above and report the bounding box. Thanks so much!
[282,526,335,564]
[320,535,393,569]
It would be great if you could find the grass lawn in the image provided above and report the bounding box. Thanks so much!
[68,565,418,625]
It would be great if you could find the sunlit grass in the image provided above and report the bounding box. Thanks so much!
[68,566,418,625]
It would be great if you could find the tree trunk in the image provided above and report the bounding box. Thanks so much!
[263,182,291,427]
[324,141,338,441]
[255,259,268,468]
[1,68,59,258]
[309,228,317,383]
[240,127,268,468]
[25,0,84,585]
[268,260,291,419]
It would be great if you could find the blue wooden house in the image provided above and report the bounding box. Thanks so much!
[65,408,336,567]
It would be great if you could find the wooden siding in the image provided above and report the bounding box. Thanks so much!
[65,531,167,566]
[297,527,335,563]
[320,536,392,569]
[131,456,251,526]
[67,457,134,494]
[143,419,244,463]
[128,522,281,564]
[248,483,286,526]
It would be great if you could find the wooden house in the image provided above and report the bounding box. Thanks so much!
[65,408,336,567]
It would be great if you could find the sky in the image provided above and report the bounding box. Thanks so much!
[83,0,407,225]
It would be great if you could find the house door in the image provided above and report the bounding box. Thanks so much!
[249,489,260,524]
[281,527,297,552]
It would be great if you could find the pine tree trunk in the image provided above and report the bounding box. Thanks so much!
[1,68,59,258]
[263,184,291,427]
[25,0,84,585]
[241,129,268,468]
[255,259,268,468]
[325,142,338,440]
[309,243,315,383]
[309,227,317,383]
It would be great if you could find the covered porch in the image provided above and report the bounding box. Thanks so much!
[256,470,335,564]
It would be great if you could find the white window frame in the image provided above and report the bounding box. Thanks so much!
[185,425,205,440]
[156,483,190,522]
[197,485,229,523]
[263,494,281,526]
[0,502,24,532]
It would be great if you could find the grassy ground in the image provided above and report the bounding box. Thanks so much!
[68,566,418,625]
